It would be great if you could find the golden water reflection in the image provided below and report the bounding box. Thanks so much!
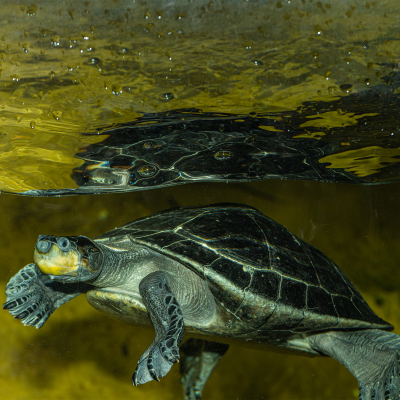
[0,0,399,192]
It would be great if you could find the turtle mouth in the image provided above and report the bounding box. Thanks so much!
[34,242,79,276]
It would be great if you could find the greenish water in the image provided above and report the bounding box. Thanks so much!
[1,180,400,399]
[0,1,400,399]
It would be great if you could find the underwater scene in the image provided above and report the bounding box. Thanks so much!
[0,0,399,399]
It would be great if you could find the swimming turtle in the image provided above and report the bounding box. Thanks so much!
[3,203,400,400]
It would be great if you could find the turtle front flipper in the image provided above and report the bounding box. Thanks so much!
[132,271,185,385]
[308,329,400,400]
[4,263,90,329]
[180,339,229,400]
[4,264,56,328]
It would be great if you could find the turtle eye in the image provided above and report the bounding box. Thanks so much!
[57,237,71,251]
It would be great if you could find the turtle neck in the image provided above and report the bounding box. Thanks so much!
[90,242,150,287]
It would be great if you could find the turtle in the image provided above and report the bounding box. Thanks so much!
[3,203,400,400]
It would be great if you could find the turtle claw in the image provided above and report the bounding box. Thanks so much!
[149,368,161,382]
[15,311,29,319]
[3,301,17,310]
[4,264,55,329]
[132,343,176,386]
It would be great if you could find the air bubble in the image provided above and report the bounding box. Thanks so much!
[253,60,263,66]
[159,92,174,101]
[88,57,100,65]
[339,84,353,94]
[52,111,62,121]
[214,150,233,161]
[22,43,30,53]
[138,165,157,177]
[51,35,60,47]
[26,4,37,16]
[112,85,123,95]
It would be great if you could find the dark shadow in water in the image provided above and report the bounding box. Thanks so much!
[9,312,357,400]
[10,315,149,387]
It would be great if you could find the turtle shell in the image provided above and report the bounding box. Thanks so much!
[95,203,391,333]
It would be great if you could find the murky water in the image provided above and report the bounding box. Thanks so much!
[1,181,400,399]
[0,1,400,399]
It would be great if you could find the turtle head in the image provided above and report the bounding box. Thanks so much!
[33,235,103,282]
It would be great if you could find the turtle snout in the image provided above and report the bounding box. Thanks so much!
[34,236,79,276]
[36,239,52,254]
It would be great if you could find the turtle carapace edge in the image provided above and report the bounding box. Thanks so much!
[4,203,400,400]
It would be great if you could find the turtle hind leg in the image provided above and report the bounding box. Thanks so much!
[132,271,185,386]
[180,339,229,400]
[308,329,400,400]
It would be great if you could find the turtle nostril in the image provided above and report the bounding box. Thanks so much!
[36,240,51,254]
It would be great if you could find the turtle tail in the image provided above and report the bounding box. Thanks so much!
[307,329,400,400]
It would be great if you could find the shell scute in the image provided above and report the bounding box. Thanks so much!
[247,269,281,301]
[332,295,364,321]
[131,209,200,233]
[177,209,266,244]
[352,296,383,324]
[317,268,352,297]
[306,286,336,317]
[253,216,301,251]
[235,296,275,328]
[134,231,182,248]
[204,258,249,312]
[206,258,251,292]
[217,245,271,270]
[280,278,308,310]
[270,250,320,286]
[160,240,219,270]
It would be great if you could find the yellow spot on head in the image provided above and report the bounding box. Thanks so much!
[34,245,79,276]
